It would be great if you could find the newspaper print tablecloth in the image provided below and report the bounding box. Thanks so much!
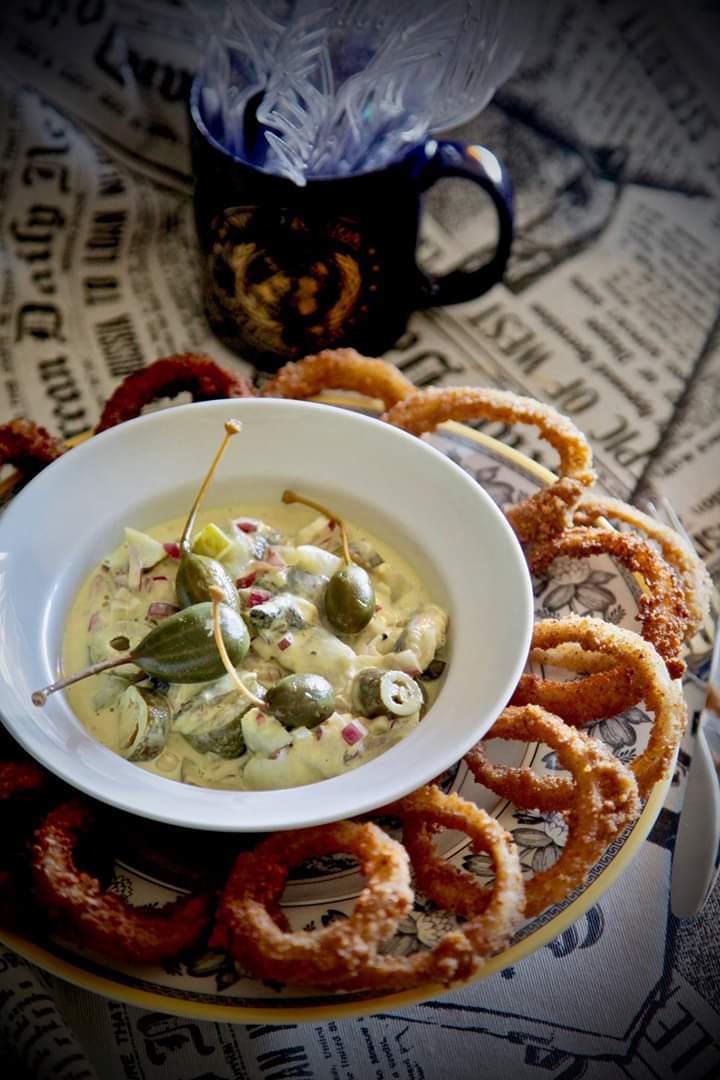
[0,1,719,1078]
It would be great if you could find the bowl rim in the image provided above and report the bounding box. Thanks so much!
[0,397,534,830]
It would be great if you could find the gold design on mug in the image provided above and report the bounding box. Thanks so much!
[206,207,375,359]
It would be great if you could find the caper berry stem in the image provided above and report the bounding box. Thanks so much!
[180,419,243,553]
[32,652,134,706]
[0,472,21,501]
[209,586,265,706]
[281,489,351,564]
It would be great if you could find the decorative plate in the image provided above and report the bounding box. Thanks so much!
[0,397,670,1021]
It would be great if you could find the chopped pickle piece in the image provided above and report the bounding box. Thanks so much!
[192,522,233,559]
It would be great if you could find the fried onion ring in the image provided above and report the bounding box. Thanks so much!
[95,353,255,432]
[465,706,639,916]
[0,759,51,923]
[262,348,415,410]
[512,660,642,725]
[0,419,65,497]
[529,528,688,677]
[31,801,210,962]
[338,788,525,991]
[574,494,713,643]
[466,705,640,821]
[211,820,413,985]
[513,642,642,725]
[524,617,686,797]
[0,760,48,801]
[383,387,595,543]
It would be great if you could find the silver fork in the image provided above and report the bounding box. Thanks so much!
[646,496,720,917]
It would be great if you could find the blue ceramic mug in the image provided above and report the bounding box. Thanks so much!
[189,78,513,370]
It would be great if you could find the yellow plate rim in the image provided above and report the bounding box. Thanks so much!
[0,392,667,1021]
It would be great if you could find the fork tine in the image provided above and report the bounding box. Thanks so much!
[659,495,693,546]
[644,496,720,660]
[654,497,719,619]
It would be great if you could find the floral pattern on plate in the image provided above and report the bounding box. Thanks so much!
[1,419,665,1013]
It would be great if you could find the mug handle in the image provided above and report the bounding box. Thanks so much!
[414,140,514,306]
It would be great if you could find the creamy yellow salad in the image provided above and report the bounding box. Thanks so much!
[64,503,448,791]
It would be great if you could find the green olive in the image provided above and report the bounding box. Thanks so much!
[175,551,240,611]
[351,668,423,719]
[324,563,375,635]
[265,674,336,729]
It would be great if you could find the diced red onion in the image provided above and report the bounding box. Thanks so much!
[236,520,257,533]
[341,720,367,746]
[256,713,265,725]
[87,611,102,632]
[265,547,285,567]
[314,726,324,740]
[147,602,180,620]
[152,575,168,582]
[163,542,180,559]
[247,590,272,608]
[237,571,257,589]
[277,636,292,651]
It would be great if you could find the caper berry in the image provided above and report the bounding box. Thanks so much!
[176,551,240,611]
[133,602,250,683]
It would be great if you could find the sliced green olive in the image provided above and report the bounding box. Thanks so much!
[265,673,335,729]
[174,690,251,758]
[325,563,375,635]
[117,686,170,761]
[351,668,423,719]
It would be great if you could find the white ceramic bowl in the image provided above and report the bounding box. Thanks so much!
[0,398,533,831]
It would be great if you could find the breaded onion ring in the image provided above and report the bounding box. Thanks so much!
[0,419,65,496]
[262,348,415,410]
[466,706,639,916]
[211,820,413,985]
[0,759,51,923]
[0,760,48,801]
[31,801,210,962]
[512,662,642,725]
[466,705,640,820]
[574,495,713,643]
[526,618,686,797]
[339,788,525,991]
[383,387,595,542]
[396,788,524,954]
[95,353,255,432]
[513,643,642,727]
[529,527,688,677]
